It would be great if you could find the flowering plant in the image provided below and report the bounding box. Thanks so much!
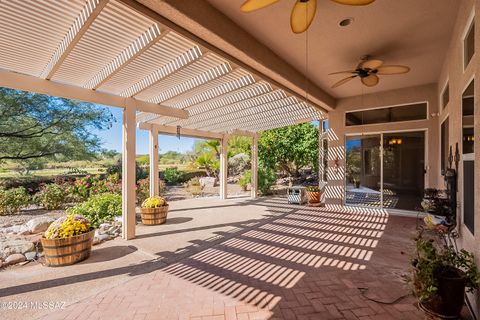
[68,174,121,202]
[142,196,168,208]
[44,214,91,239]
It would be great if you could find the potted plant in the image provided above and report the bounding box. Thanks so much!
[41,214,94,267]
[421,188,455,232]
[140,195,169,225]
[410,235,480,318]
[305,186,321,204]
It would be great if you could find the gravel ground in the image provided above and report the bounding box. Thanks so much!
[0,208,65,228]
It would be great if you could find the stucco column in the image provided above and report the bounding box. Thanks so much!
[251,134,258,199]
[149,127,159,197]
[122,99,136,240]
[220,135,228,200]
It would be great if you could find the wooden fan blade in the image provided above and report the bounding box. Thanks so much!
[361,74,379,87]
[332,76,357,88]
[291,0,317,34]
[376,65,410,75]
[361,59,383,70]
[328,70,356,75]
[240,0,279,12]
[331,0,375,5]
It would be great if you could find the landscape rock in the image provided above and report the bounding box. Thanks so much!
[0,239,35,259]
[200,177,217,188]
[97,234,110,242]
[26,216,55,234]
[18,225,31,235]
[5,253,26,265]
[1,225,24,234]
[25,252,37,261]
[0,260,3,268]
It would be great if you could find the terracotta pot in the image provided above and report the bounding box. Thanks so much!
[140,205,169,225]
[306,191,320,203]
[41,229,94,267]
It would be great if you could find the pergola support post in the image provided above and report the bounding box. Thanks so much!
[149,127,159,197]
[220,135,228,200]
[319,120,326,206]
[251,134,258,199]
[122,98,137,240]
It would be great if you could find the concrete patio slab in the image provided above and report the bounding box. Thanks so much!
[1,196,427,320]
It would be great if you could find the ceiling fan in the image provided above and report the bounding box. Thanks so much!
[240,0,376,34]
[330,56,410,88]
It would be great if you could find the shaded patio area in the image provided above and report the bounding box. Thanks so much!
[1,196,424,320]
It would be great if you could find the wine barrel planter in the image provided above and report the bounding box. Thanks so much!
[41,229,94,267]
[140,205,169,225]
[306,191,321,204]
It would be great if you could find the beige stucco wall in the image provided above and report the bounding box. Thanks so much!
[326,0,479,314]
[436,0,479,315]
[326,83,440,205]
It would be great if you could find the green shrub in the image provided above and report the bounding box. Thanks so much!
[67,193,122,228]
[67,174,121,202]
[179,170,207,183]
[258,166,276,195]
[0,187,30,215]
[106,159,147,182]
[238,170,252,191]
[136,178,166,204]
[185,177,203,195]
[164,167,181,184]
[34,183,66,210]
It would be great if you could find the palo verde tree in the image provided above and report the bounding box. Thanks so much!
[258,122,319,177]
[0,88,114,163]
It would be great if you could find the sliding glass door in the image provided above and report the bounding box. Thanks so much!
[382,132,425,210]
[345,135,382,207]
[345,131,425,211]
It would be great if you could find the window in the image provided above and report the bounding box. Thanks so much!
[441,118,449,174]
[464,159,475,234]
[345,102,427,126]
[322,119,329,133]
[462,79,475,154]
[464,20,475,69]
[442,83,449,109]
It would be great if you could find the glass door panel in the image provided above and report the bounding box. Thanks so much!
[345,135,381,207]
[382,132,425,210]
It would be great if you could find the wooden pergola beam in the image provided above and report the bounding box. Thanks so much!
[85,26,169,89]
[41,0,110,80]
[138,122,224,140]
[121,47,204,98]
[117,0,333,113]
[0,70,188,119]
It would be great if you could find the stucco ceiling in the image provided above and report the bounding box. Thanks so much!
[206,0,461,99]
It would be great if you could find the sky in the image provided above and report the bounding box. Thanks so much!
[95,106,202,155]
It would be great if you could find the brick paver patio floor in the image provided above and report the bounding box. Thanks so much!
[42,197,424,320]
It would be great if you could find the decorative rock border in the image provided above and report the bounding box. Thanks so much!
[0,216,123,268]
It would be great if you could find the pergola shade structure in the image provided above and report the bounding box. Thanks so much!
[0,0,327,239]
